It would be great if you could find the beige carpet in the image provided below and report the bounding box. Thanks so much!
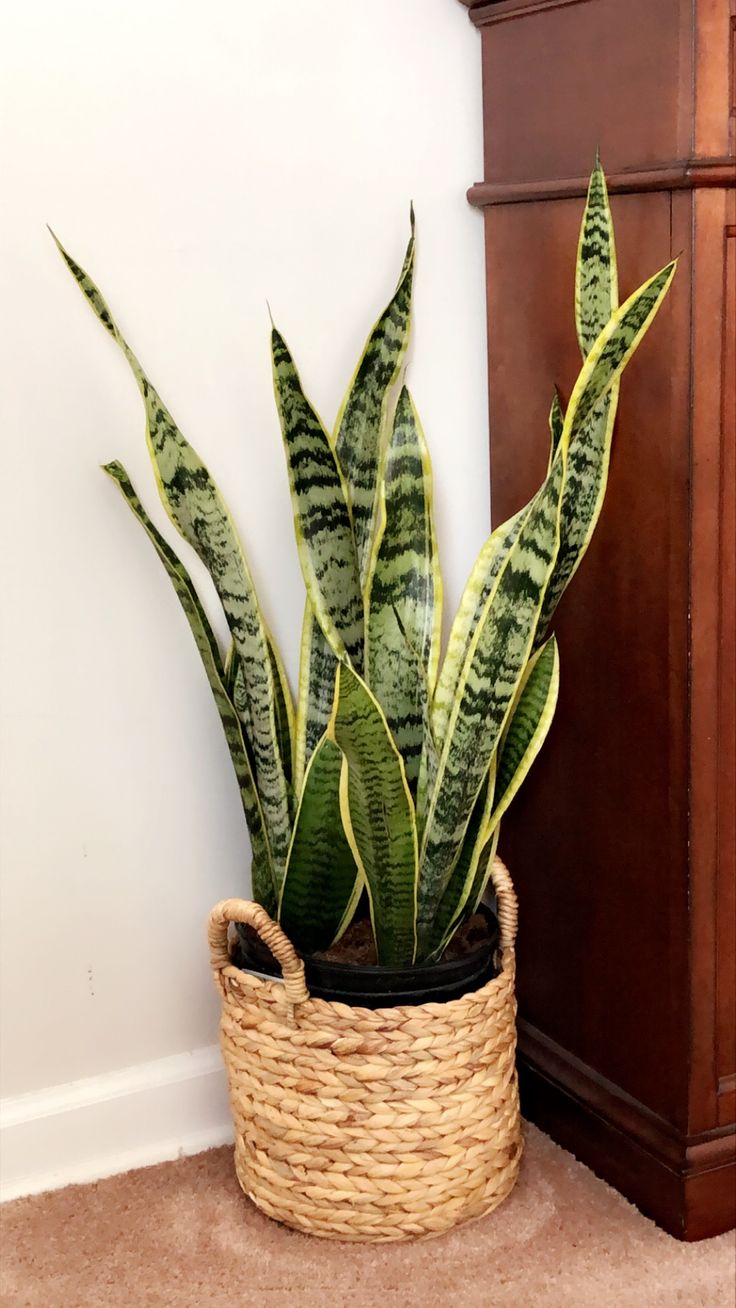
[1,1125,733,1308]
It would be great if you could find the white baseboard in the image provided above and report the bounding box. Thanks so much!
[0,1045,233,1202]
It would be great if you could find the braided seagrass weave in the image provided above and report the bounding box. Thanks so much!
[208,856,522,1242]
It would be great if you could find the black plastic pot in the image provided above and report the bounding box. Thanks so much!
[232,903,500,1009]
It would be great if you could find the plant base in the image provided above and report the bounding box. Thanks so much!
[232,903,500,1008]
[208,862,521,1242]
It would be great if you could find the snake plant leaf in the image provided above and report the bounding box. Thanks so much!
[266,636,295,795]
[390,606,439,837]
[228,643,253,746]
[331,663,418,966]
[561,259,675,453]
[231,639,295,802]
[430,821,500,931]
[491,636,559,828]
[55,236,292,886]
[422,761,496,964]
[334,218,415,586]
[223,640,237,699]
[417,451,565,945]
[102,461,277,912]
[468,823,501,917]
[271,326,364,670]
[575,153,618,359]
[538,256,675,638]
[397,203,415,283]
[278,735,361,954]
[539,159,620,633]
[428,638,558,957]
[431,508,525,749]
[294,604,338,795]
[415,724,439,845]
[365,387,442,790]
[539,386,617,628]
[547,390,565,470]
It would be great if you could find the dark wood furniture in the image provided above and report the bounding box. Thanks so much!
[457,0,736,1239]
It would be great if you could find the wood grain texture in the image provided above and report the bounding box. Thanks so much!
[458,0,736,1240]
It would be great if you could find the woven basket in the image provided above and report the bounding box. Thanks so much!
[208,855,522,1242]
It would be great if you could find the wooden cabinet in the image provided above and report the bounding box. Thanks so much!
[457,0,735,1239]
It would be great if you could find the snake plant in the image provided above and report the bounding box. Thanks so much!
[56,159,675,966]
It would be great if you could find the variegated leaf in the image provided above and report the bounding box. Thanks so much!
[365,387,442,790]
[561,260,675,453]
[391,607,440,840]
[422,759,496,963]
[278,735,361,954]
[103,461,277,912]
[491,636,559,828]
[231,638,295,806]
[417,452,565,946]
[271,327,364,669]
[538,255,675,637]
[415,724,439,846]
[431,508,525,750]
[56,237,292,885]
[294,603,337,795]
[331,663,418,966]
[334,219,415,586]
[387,604,440,847]
[266,635,296,797]
[576,153,618,358]
[427,638,558,957]
[467,824,501,917]
[539,159,619,633]
[547,390,564,471]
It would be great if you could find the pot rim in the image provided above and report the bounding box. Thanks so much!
[233,902,499,985]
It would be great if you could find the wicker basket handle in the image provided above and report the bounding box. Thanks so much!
[489,855,518,952]
[208,899,309,1017]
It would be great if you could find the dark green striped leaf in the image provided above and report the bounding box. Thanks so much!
[548,390,565,469]
[466,824,500,918]
[271,327,364,669]
[103,461,276,912]
[562,259,675,452]
[538,160,619,634]
[294,604,337,794]
[426,640,558,959]
[491,636,559,827]
[538,254,675,637]
[332,663,418,966]
[278,736,361,954]
[432,508,525,749]
[55,236,292,886]
[576,154,618,358]
[417,452,565,947]
[422,762,495,963]
[334,218,415,586]
[366,387,442,791]
[231,639,295,807]
[266,636,295,798]
[391,607,439,840]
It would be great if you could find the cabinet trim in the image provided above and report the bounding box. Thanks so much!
[468,158,736,208]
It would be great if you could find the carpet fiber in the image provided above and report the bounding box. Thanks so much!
[2,1125,733,1307]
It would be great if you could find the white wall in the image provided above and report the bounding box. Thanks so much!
[0,0,487,1183]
